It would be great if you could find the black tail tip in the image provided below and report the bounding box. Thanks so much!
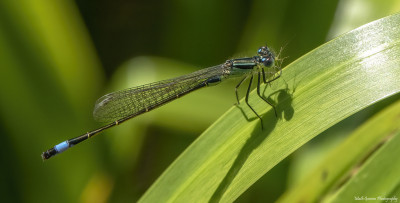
[41,148,57,161]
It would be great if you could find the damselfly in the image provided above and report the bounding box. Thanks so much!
[42,45,282,160]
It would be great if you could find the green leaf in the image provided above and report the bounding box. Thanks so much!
[0,1,103,202]
[326,122,400,202]
[277,99,400,202]
[139,13,400,202]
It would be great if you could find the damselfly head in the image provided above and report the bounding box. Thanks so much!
[258,46,275,67]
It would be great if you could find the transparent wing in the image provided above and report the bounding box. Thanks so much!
[93,65,226,122]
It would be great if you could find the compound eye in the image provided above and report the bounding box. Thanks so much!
[262,57,274,67]
[258,46,268,55]
[257,48,263,55]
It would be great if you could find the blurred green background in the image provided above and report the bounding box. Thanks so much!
[0,0,399,202]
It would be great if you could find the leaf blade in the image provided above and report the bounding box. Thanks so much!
[139,13,400,202]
